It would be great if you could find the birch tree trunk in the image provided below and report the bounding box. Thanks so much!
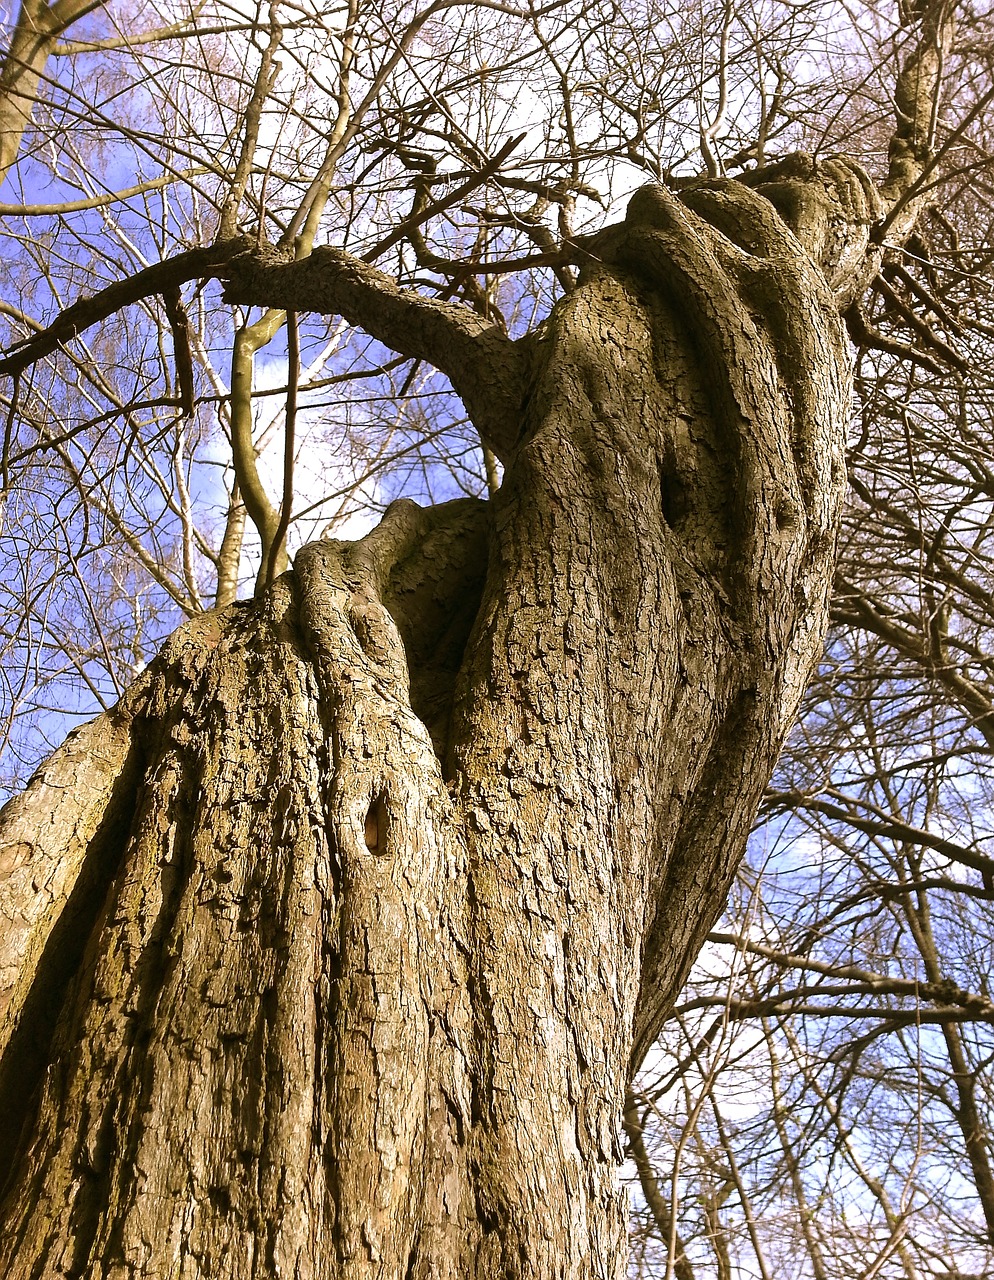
[0,174,874,1278]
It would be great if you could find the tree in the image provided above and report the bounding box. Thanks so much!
[0,0,977,1274]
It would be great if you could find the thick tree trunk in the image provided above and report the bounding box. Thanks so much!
[0,179,851,1277]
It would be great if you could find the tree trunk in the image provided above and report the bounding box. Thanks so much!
[0,179,851,1277]
[0,0,101,183]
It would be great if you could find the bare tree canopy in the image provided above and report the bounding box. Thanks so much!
[0,0,992,1275]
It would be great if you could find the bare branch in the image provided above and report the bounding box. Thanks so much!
[0,238,252,379]
[0,167,211,217]
[222,246,528,458]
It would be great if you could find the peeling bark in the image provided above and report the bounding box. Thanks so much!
[0,179,852,1277]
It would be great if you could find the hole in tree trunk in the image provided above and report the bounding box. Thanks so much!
[659,468,688,529]
[364,796,384,854]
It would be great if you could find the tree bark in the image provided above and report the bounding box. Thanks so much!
[0,178,851,1277]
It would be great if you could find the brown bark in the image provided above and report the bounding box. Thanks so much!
[0,176,853,1277]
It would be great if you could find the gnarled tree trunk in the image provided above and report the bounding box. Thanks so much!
[1,178,855,1277]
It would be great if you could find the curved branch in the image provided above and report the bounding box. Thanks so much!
[222,246,528,458]
[768,788,994,876]
[0,235,528,462]
[0,237,252,378]
[0,0,103,181]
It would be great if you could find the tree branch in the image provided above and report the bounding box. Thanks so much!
[222,246,527,458]
[882,0,958,205]
[0,0,108,181]
[0,237,252,379]
[623,1091,698,1280]
[832,573,994,747]
[875,0,962,244]
[844,301,948,375]
[0,166,212,216]
[0,234,527,461]
[766,788,994,876]
[261,309,298,592]
[162,287,195,418]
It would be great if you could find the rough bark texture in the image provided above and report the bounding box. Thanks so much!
[0,178,852,1277]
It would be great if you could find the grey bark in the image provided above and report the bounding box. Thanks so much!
[0,177,854,1277]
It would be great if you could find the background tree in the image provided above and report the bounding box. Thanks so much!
[0,0,987,1276]
[625,14,994,1275]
